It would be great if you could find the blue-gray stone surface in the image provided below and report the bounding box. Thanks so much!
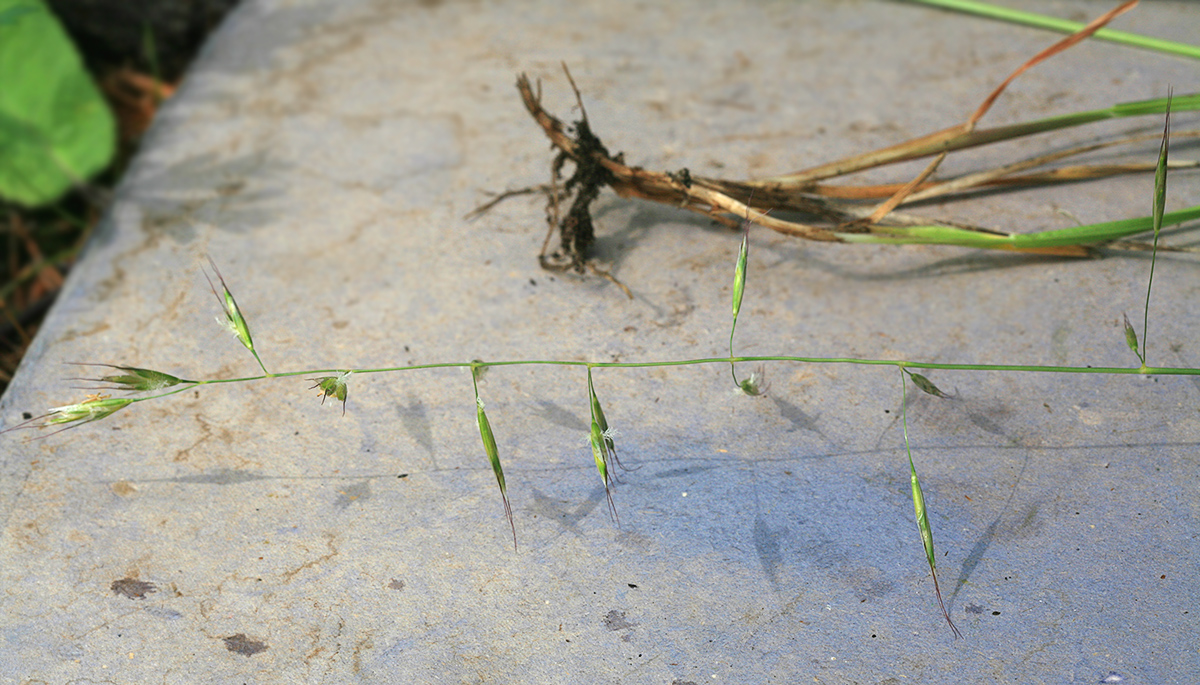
[2,1,1198,682]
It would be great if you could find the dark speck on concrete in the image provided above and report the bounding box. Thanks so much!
[603,609,635,631]
[111,577,157,599]
[223,633,268,656]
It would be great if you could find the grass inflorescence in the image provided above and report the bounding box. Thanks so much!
[4,1,1196,641]
[5,120,1188,630]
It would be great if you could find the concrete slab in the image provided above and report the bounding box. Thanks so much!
[2,0,1198,682]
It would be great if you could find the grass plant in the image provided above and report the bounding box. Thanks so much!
[3,98,1185,632]
[513,0,1197,270]
[3,0,1197,640]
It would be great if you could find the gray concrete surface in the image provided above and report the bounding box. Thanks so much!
[2,0,1199,682]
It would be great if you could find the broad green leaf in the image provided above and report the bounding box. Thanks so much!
[0,0,115,206]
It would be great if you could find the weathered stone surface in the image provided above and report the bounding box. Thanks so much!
[2,1,1197,682]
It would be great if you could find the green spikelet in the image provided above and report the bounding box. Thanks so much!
[473,364,515,549]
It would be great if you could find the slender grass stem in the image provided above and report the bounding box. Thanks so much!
[910,0,1200,61]
[728,332,738,386]
[125,383,201,403]
[0,243,83,303]
[763,93,1199,186]
[250,351,270,377]
[173,356,1200,389]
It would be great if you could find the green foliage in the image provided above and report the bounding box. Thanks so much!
[0,0,115,207]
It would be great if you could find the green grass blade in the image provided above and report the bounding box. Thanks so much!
[837,204,1200,250]
[962,95,1198,152]
[909,0,1200,61]
[765,93,1199,185]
